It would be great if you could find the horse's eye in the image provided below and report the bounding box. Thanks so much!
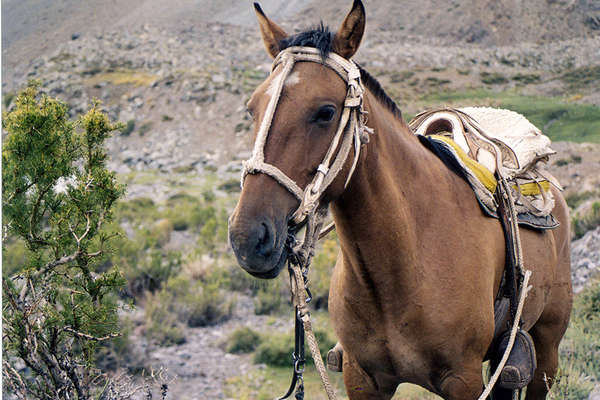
[312,105,336,124]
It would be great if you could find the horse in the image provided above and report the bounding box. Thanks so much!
[227,1,573,398]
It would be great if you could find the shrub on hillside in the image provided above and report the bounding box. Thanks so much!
[550,279,600,398]
[2,82,127,398]
[226,327,262,354]
[254,329,336,367]
[254,280,287,315]
[144,273,235,345]
[572,202,600,239]
[310,235,339,310]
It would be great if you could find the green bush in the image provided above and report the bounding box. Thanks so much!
[549,362,596,400]
[480,72,508,85]
[254,328,336,367]
[120,119,135,135]
[115,197,159,224]
[512,73,541,84]
[310,235,339,310]
[254,280,287,315]
[145,291,187,346]
[144,273,235,345]
[138,121,153,136]
[226,327,262,354]
[2,237,28,277]
[253,332,292,367]
[550,280,600,398]
[121,247,182,296]
[198,207,228,253]
[218,178,242,193]
[572,202,600,239]
[164,193,216,232]
[2,82,126,397]
[565,191,597,210]
[3,91,15,109]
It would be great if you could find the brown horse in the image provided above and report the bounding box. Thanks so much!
[228,1,573,399]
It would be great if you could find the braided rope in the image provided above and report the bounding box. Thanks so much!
[478,270,532,400]
[477,176,529,399]
[290,263,338,400]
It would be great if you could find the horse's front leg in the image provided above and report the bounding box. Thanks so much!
[438,362,485,400]
[342,351,397,400]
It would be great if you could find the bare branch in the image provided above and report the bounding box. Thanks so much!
[86,250,103,257]
[78,213,92,243]
[3,359,27,397]
[62,327,121,342]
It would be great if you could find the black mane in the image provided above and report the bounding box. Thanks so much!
[278,25,403,120]
[279,23,334,58]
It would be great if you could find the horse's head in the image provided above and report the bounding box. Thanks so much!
[228,1,367,279]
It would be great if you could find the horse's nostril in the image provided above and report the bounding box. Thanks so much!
[256,222,274,257]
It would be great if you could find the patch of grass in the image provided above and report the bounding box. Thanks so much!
[421,90,600,143]
[560,66,600,90]
[226,327,262,354]
[120,119,135,136]
[480,72,508,85]
[224,363,438,399]
[309,235,339,310]
[2,238,28,277]
[224,365,347,400]
[145,273,235,345]
[254,328,336,367]
[425,77,451,86]
[390,71,415,83]
[3,91,15,109]
[550,279,600,398]
[512,73,541,84]
[218,178,241,193]
[572,202,600,239]
[84,70,158,87]
[254,280,287,315]
[138,121,153,136]
[565,191,597,209]
[161,114,173,122]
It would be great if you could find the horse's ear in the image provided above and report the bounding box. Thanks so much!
[332,0,366,59]
[254,3,288,59]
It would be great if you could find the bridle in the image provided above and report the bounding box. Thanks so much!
[239,46,373,400]
[241,46,372,227]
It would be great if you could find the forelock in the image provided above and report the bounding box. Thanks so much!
[278,23,333,58]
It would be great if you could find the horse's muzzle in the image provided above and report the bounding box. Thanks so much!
[228,213,288,279]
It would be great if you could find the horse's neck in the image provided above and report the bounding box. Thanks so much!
[330,92,460,287]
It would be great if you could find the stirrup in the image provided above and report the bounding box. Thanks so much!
[326,343,343,372]
[497,329,537,390]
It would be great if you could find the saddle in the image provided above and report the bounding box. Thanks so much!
[410,107,562,230]
[412,107,553,390]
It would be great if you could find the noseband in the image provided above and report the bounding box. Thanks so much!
[241,46,372,225]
